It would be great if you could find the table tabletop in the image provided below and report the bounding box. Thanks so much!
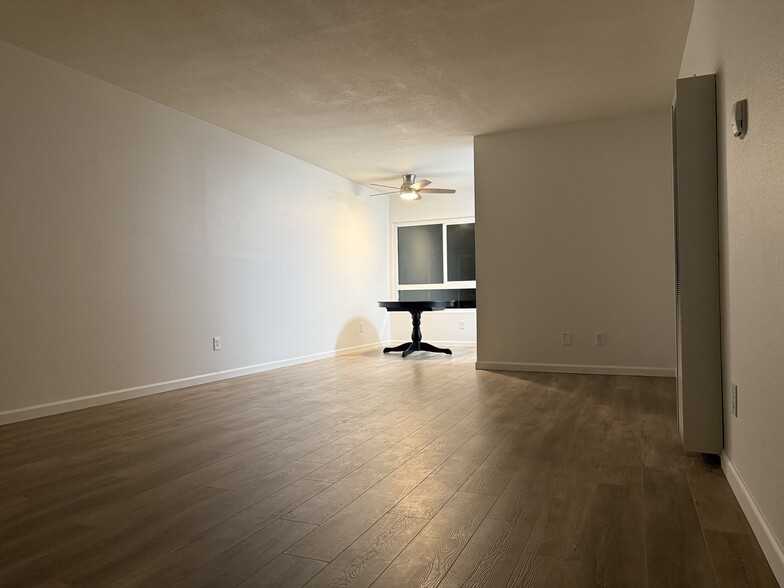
[378,300,455,312]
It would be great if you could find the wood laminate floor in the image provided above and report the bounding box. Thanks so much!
[0,348,777,587]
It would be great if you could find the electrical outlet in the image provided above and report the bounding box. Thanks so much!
[459,320,465,330]
[731,383,738,417]
[595,332,606,346]
[359,321,364,333]
[213,336,221,351]
[561,332,572,346]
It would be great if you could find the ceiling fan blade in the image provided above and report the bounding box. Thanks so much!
[417,188,456,194]
[410,179,431,190]
[370,183,400,190]
[368,191,400,197]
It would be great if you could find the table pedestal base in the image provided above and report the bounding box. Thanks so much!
[382,310,452,358]
[383,341,452,358]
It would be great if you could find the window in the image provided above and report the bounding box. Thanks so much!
[396,219,476,308]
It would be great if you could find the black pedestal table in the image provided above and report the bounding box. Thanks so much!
[378,300,454,358]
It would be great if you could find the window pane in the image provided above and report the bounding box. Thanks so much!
[399,288,476,309]
[398,224,444,285]
[446,223,476,281]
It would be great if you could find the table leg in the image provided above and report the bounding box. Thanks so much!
[401,342,418,358]
[419,342,452,355]
[410,310,422,346]
[383,342,410,353]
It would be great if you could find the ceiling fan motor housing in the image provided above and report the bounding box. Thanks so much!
[401,174,416,188]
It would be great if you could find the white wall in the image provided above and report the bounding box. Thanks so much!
[680,1,784,581]
[0,42,389,423]
[388,181,476,345]
[474,111,676,376]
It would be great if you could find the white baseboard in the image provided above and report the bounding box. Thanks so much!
[721,451,784,585]
[474,361,675,377]
[0,341,384,426]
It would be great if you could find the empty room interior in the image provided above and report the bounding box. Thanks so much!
[1,1,783,586]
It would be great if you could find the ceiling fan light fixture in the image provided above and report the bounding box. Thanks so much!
[400,189,419,200]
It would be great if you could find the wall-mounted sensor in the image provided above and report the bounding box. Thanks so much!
[731,99,747,138]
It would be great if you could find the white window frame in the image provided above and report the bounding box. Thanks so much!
[393,217,476,306]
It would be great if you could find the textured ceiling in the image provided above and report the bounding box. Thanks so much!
[0,0,693,192]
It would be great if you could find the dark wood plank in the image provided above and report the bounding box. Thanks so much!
[284,436,432,525]
[58,485,236,585]
[507,552,580,587]
[523,463,600,560]
[373,491,495,588]
[0,522,104,586]
[609,376,642,421]
[683,455,753,534]
[115,478,330,587]
[437,515,531,587]
[599,419,642,486]
[641,413,684,472]
[172,518,316,587]
[643,466,717,587]
[572,482,646,586]
[206,458,320,492]
[638,376,676,416]
[486,459,554,524]
[460,431,526,496]
[390,433,500,519]
[286,449,450,562]
[238,554,326,588]
[304,514,427,588]
[703,529,779,588]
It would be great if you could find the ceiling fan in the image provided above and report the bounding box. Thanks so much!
[368,174,456,201]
